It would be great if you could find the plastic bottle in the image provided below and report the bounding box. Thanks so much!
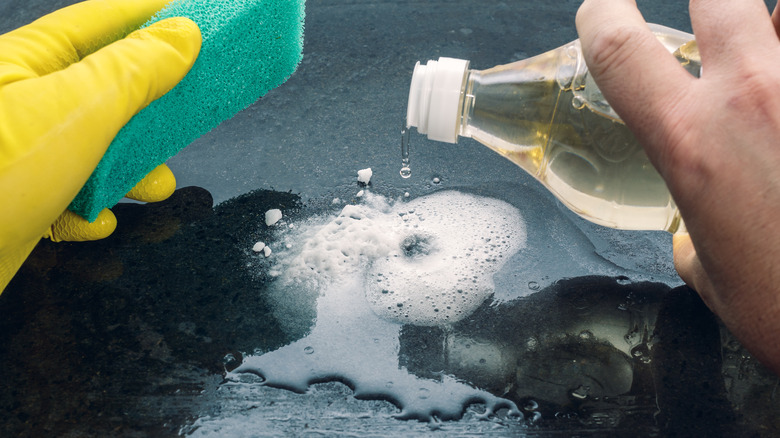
[406,24,700,232]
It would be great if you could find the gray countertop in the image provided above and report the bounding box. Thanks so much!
[2,0,779,436]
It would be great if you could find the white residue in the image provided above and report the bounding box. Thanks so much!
[265,209,283,226]
[357,168,373,184]
[252,241,266,253]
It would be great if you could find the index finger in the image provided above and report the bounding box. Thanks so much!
[689,0,777,75]
[575,0,694,146]
[0,0,172,79]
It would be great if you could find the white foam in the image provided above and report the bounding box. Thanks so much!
[273,190,526,326]
[233,190,528,424]
[364,191,526,325]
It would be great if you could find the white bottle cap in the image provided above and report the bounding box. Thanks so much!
[406,57,469,144]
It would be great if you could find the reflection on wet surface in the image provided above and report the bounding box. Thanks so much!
[2,186,779,436]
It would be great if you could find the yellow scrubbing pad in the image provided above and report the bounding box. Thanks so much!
[68,0,305,221]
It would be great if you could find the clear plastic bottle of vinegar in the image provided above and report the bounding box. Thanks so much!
[405,24,700,232]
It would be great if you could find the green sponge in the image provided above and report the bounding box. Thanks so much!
[68,0,305,221]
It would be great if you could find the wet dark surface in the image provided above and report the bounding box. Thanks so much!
[2,0,780,436]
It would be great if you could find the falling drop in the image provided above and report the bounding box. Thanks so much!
[400,119,412,178]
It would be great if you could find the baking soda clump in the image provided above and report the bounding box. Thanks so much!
[273,191,525,326]
[357,168,373,184]
[265,209,282,226]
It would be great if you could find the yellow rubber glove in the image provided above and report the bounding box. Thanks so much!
[42,163,178,243]
[0,0,202,293]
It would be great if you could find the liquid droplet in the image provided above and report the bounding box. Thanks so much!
[523,400,539,411]
[527,281,540,290]
[570,385,590,400]
[303,346,314,355]
[400,119,412,178]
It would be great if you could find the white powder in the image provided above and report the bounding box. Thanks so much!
[357,168,372,184]
[252,241,265,252]
[265,209,282,226]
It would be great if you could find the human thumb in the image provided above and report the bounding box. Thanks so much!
[673,233,715,303]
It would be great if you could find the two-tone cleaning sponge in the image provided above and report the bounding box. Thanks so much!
[69,0,305,221]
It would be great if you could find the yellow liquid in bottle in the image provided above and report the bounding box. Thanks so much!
[460,43,698,232]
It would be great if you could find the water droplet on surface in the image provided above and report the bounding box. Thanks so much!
[400,167,412,178]
[570,385,590,400]
[631,344,652,363]
[527,281,540,290]
[303,346,314,355]
[222,352,243,372]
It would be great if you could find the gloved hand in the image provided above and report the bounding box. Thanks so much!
[0,0,202,293]
[44,163,178,243]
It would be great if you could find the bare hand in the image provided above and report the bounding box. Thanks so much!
[576,0,780,373]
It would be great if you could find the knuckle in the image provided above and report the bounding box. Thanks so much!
[727,67,780,119]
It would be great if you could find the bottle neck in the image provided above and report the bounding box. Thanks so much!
[406,57,470,144]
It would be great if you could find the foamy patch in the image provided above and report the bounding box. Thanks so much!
[273,190,525,325]
[365,191,525,325]
[229,190,528,423]
[275,192,397,286]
